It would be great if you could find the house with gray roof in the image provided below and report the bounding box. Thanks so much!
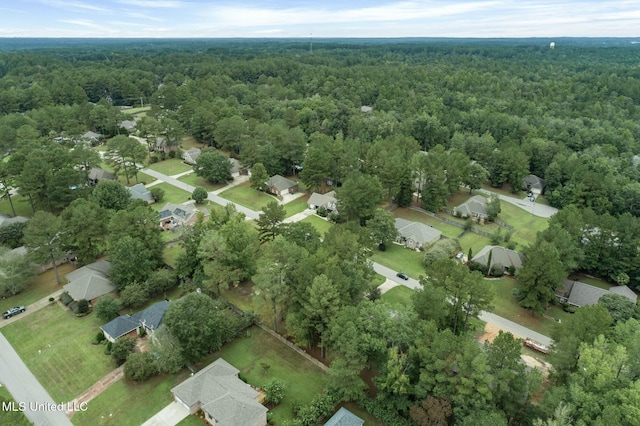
[395,218,441,249]
[182,147,202,165]
[229,158,248,176]
[119,120,137,132]
[158,202,199,229]
[100,300,170,342]
[556,280,638,307]
[128,183,154,204]
[171,358,267,426]
[63,259,115,302]
[88,167,117,186]
[324,407,364,426]
[454,195,489,219]
[308,191,338,212]
[471,245,524,272]
[523,174,545,195]
[267,175,298,196]
[0,214,29,229]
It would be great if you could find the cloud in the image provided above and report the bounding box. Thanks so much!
[39,0,110,13]
[116,0,185,8]
[122,11,165,22]
[58,19,109,29]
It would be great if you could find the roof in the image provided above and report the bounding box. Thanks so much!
[229,158,245,174]
[158,203,197,224]
[119,120,137,131]
[182,148,202,164]
[88,167,117,182]
[267,175,297,192]
[172,358,267,426]
[0,214,29,228]
[523,174,545,191]
[324,407,365,426]
[360,106,373,113]
[558,280,638,307]
[128,183,153,201]
[395,218,441,245]
[471,245,524,270]
[82,131,101,140]
[455,195,488,218]
[609,286,638,304]
[63,273,115,301]
[130,300,170,331]
[308,191,337,210]
[65,259,112,282]
[100,315,138,340]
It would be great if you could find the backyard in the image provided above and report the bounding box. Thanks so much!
[392,207,464,239]
[149,183,192,209]
[219,182,279,211]
[284,195,310,218]
[299,215,332,237]
[147,159,193,176]
[2,304,115,403]
[163,242,184,268]
[458,231,493,259]
[0,194,34,217]
[371,243,426,280]
[177,172,226,192]
[380,285,415,306]
[0,263,74,313]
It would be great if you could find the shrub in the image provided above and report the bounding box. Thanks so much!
[316,207,328,217]
[59,292,73,306]
[264,379,286,405]
[168,150,177,159]
[488,264,505,277]
[68,301,79,313]
[111,336,137,365]
[511,287,524,300]
[150,187,165,203]
[468,261,488,275]
[48,297,55,303]
[463,218,474,231]
[564,305,578,313]
[503,231,513,242]
[124,352,158,381]
[104,341,113,355]
[490,229,502,245]
[506,241,517,250]
[93,331,106,345]
[77,299,90,314]
[149,155,160,164]
[192,187,208,204]
[94,295,121,322]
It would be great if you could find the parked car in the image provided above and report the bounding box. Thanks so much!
[396,272,409,280]
[2,306,25,319]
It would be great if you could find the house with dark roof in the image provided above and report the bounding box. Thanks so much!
[308,191,338,212]
[324,407,364,426]
[266,175,298,196]
[100,300,170,342]
[555,280,638,307]
[0,214,29,229]
[454,195,489,219]
[395,218,441,249]
[128,183,154,204]
[171,358,268,426]
[523,174,545,195]
[88,167,117,186]
[63,260,115,302]
[471,245,524,272]
[182,147,202,165]
[158,202,199,229]
[156,136,179,153]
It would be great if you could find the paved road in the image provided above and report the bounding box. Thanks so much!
[141,168,260,220]
[478,189,558,218]
[0,332,73,426]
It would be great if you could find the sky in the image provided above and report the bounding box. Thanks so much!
[1,0,639,38]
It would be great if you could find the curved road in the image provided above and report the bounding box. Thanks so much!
[478,189,558,218]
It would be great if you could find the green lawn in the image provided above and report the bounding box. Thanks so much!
[284,195,310,218]
[122,106,151,115]
[163,242,184,268]
[0,386,31,426]
[0,263,74,313]
[135,171,157,186]
[381,285,415,307]
[570,274,611,290]
[147,159,192,176]
[0,194,35,217]
[299,215,332,237]
[219,182,279,211]
[458,232,493,258]
[211,326,328,424]
[178,172,225,192]
[393,207,464,239]
[70,373,188,426]
[149,183,192,209]
[220,280,256,312]
[371,243,426,280]
[2,304,114,403]
[496,201,549,247]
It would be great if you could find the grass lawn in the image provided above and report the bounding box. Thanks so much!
[299,215,332,237]
[163,242,184,268]
[381,285,415,307]
[180,136,205,151]
[496,202,549,248]
[2,304,114,403]
[481,183,525,198]
[371,243,426,280]
[392,207,464,239]
[569,273,611,290]
[147,159,192,176]
[176,415,204,426]
[284,195,310,218]
[0,386,31,426]
[221,280,256,312]
[122,106,151,115]
[457,232,493,259]
[135,171,157,186]
[177,172,225,192]
[371,273,386,288]
[0,194,35,217]
[0,263,74,313]
[71,373,189,426]
[210,326,328,424]
[219,182,278,211]
[149,183,192,209]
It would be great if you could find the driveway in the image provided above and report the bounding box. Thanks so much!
[0,332,73,426]
[478,189,558,218]
[0,289,65,329]
[141,401,189,426]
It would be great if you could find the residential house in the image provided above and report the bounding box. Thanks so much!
[171,358,268,426]
[100,300,170,342]
[266,175,298,196]
[454,195,489,219]
[156,136,179,153]
[229,158,249,176]
[182,147,202,165]
[471,245,524,272]
[308,191,338,212]
[80,131,101,145]
[395,218,441,249]
[555,280,638,307]
[128,183,154,204]
[360,105,373,113]
[0,214,29,229]
[88,167,117,186]
[324,407,364,426]
[63,259,115,302]
[158,202,200,229]
[523,174,545,195]
[119,120,137,133]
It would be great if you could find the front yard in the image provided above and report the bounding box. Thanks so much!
[178,172,226,192]
[0,263,73,313]
[147,159,193,176]
[299,215,332,237]
[149,183,192,209]
[284,195,310,218]
[371,243,426,280]
[2,304,114,403]
[219,182,279,211]
[381,285,415,306]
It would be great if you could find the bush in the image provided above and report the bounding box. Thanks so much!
[511,287,524,300]
[192,187,208,204]
[149,155,160,164]
[468,261,488,275]
[104,341,113,355]
[490,229,502,245]
[68,301,79,313]
[316,207,328,217]
[77,299,90,314]
[59,292,73,306]
[111,336,137,365]
[506,241,517,250]
[358,396,414,426]
[488,265,505,277]
[95,295,121,322]
[150,187,165,203]
[124,352,157,381]
[463,218,474,231]
[93,331,106,345]
[264,379,286,405]
[48,297,55,303]
[168,150,177,159]
[564,305,578,313]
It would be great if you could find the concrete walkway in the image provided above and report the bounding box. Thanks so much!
[211,174,250,195]
[0,289,65,329]
[141,401,189,426]
[283,208,315,224]
[66,366,124,419]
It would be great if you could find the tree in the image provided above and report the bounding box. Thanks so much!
[0,247,36,296]
[105,135,147,185]
[263,379,286,405]
[0,222,26,249]
[111,336,136,365]
[250,162,269,192]
[23,211,65,284]
[598,293,637,323]
[191,186,208,204]
[109,236,157,290]
[149,187,164,203]
[464,162,490,193]
[336,172,384,223]
[194,150,232,183]
[280,221,321,253]
[410,397,452,426]
[120,282,149,308]
[94,295,121,322]
[150,325,186,374]
[213,115,245,153]
[144,268,176,296]
[61,199,108,265]
[124,352,157,381]
[108,205,164,265]
[516,239,566,314]
[256,201,286,242]
[326,357,367,402]
[486,194,501,221]
[365,208,398,247]
[91,180,131,211]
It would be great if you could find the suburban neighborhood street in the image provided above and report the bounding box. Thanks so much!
[478,189,558,218]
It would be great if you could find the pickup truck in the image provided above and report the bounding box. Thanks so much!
[2,305,26,319]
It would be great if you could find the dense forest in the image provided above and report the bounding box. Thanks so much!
[1,39,640,425]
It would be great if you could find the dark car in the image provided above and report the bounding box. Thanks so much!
[2,305,25,319]
[396,272,409,280]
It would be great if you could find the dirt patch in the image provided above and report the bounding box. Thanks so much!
[478,323,503,343]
